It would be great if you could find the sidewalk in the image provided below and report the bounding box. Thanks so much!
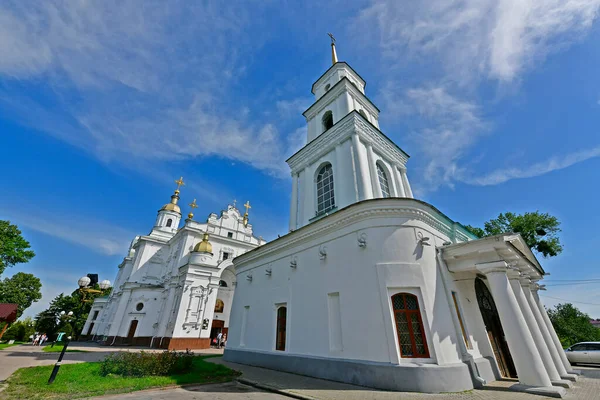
[209,357,600,400]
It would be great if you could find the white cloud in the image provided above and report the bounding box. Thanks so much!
[383,86,487,192]
[0,1,294,177]
[465,145,600,185]
[359,0,600,83]
[5,210,134,256]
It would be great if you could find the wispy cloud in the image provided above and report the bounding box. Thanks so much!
[0,1,294,177]
[464,145,600,186]
[4,210,134,256]
[359,0,600,84]
[382,85,488,192]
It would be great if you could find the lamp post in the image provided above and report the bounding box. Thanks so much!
[48,276,112,384]
[48,311,73,384]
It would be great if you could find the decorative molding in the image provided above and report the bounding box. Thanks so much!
[234,199,467,270]
[357,232,367,248]
[290,255,298,269]
[246,274,253,282]
[265,267,272,277]
[288,112,408,174]
[319,245,327,261]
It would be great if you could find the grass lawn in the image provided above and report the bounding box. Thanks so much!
[0,356,239,400]
[42,344,87,353]
[0,341,25,350]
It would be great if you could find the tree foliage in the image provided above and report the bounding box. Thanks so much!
[0,220,35,275]
[3,317,36,342]
[547,303,600,347]
[0,272,42,318]
[464,211,562,257]
[35,285,111,340]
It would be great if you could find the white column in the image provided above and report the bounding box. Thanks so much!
[477,263,552,388]
[532,287,575,374]
[400,168,413,198]
[107,290,132,339]
[352,133,372,200]
[289,172,298,231]
[522,282,569,377]
[509,276,561,382]
[366,143,381,198]
[393,165,406,197]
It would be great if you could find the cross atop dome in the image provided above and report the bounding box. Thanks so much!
[328,33,338,64]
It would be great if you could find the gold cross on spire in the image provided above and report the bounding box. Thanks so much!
[187,198,198,220]
[244,201,251,214]
[174,176,185,192]
[327,33,338,64]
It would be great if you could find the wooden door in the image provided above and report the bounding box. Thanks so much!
[475,278,517,378]
[127,320,138,343]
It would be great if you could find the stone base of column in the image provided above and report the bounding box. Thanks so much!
[560,373,578,382]
[510,384,566,398]
[551,379,572,389]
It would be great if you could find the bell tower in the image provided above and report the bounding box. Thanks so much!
[150,177,185,238]
[287,36,413,231]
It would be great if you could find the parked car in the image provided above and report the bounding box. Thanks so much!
[565,342,600,365]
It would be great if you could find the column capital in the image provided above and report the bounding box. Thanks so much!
[475,260,509,275]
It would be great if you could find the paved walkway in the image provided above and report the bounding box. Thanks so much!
[98,381,289,399]
[209,358,600,400]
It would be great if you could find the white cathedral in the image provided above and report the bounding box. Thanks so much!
[222,42,578,397]
[81,179,265,350]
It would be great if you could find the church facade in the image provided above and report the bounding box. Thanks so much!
[80,182,265,350]
[224,43,576,397]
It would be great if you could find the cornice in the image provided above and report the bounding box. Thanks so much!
[234,198,471,267]
[311,62,366,94]
[304,78,379,120]
[287,111,409,173]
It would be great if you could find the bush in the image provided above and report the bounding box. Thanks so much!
[99,350,195,377]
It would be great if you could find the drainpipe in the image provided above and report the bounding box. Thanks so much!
[436,248,486,387]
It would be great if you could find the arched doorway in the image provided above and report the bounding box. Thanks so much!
[475,278,517,378]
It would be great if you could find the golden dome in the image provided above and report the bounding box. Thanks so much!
[193,233,213,254]
[160,189,181,214]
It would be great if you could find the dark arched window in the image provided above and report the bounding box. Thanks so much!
[276,306,287,351]
[316,164,335,214]
[322,111,333,131]
[166,219,173,227]
[219,280,228,287]
[391,293,429,358]
[376,163,391,198]
[325,83,331,92]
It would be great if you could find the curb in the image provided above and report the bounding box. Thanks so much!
[236,377,321,400]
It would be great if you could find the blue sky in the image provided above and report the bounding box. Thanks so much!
[1,1,600,319]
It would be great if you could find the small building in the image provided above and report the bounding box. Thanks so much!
[224,42,576,397]
[80,185,265,350]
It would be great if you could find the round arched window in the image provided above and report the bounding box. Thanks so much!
[136,302,144,311]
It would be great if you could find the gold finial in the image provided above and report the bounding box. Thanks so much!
[188,198,198,219]
[174,176,185,192]
[328,33,338,64]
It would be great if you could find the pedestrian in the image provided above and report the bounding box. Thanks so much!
[220,333,227,348]
[216,331,222,348]
[33,334,40,346]
[39,333,47,346]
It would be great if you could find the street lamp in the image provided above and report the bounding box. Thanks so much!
[78,276,112,302]
[48,310,73,384]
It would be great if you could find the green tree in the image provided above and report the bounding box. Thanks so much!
[0,220,35,275]
[464,211,562,257]
[0,272,42,318]
[547,303,600,347]
[3,317,36,342]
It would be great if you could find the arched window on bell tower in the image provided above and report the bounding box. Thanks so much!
[322,111,333,132]
[316,163,335,214]
[376,163,391,198]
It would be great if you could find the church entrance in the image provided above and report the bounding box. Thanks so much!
[87,322,94,336]
[126,320,138,344]
[475,278,517,379]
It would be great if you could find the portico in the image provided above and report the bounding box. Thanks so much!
[442,234,575,397]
